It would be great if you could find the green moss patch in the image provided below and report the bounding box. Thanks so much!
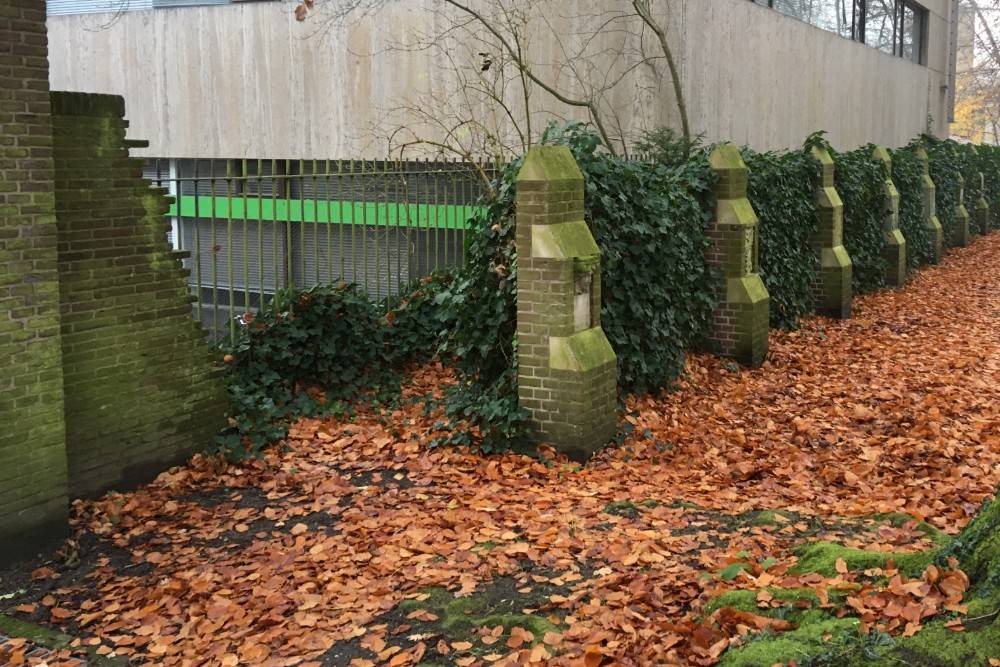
[791,541,937,578]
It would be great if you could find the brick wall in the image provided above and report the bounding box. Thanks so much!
[50,91,228,498]
[0,0,70,563]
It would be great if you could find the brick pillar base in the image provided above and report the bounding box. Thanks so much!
[915,148,943,264]
[706,145,769,366]
[810,147,852,319]
[515,147,617,461]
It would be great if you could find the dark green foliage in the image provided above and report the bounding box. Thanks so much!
[890,147,933,270]
[954,143,983,235]
[217,278,455,459]
[383,271,459,364]
[428,170,531,454]
[976,144,1000,231]
[635,126,705,167]
[926,139,961,244]
[552,124,719,392]
[833,145,888,294]
[742,147,819,330]
[429,123,720,453]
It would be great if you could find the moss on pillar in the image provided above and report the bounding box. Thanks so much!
[914,148,944,264]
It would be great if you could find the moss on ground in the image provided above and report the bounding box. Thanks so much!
[714,494,1000,666]
[791,541,937,577]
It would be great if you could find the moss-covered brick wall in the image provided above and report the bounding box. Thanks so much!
[50,91,228,499]
[0,0,70,564]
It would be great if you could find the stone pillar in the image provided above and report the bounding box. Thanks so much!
[914,147,943,264]
[872,146,907,288]
[809,147,852,319]
[515,147,616,461]
[0,0,69,565]
[953,172,971,248]
[706,144,769,366]
[975,172,990,236]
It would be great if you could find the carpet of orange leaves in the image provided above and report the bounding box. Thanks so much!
[6,233,1000,666]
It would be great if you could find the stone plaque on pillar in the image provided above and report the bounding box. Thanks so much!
[515,146,617,461]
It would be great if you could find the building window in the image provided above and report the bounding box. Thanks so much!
[750,0,927,65]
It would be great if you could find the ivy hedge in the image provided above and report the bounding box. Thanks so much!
[216,130,1000,459]
[833,144,888,294]
[891,146,933,270]
[927,139,962,245]
[978,144,1000,230]
[742,146,819,330]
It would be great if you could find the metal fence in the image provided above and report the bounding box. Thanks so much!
[144,157,503,341]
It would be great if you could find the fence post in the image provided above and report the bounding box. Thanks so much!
[706,144,769,366]
[872,146,907,288]
[914,147,943,264]
[975,172,990,235]
[809,147,853,319]
[954,172,971,247]
[515,146,617,461]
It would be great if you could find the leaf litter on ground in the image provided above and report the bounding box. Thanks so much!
[3,233,1000,665]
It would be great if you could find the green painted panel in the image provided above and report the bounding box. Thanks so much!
[167,195,481,230]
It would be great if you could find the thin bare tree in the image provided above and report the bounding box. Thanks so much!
[295,0,690,159]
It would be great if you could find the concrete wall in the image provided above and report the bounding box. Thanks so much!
[47,0,953,159]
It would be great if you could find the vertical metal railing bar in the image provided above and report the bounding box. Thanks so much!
[226,161,236,341]
[240,159,250,323]
[350,160,358,290]
[382,157,392,299]
[432,161,441,272]
[311,159,320,287]
[284,158,294,291]
[209,160,220,339]
[267,158,278,298]
[324,159,333,283]
[192,160,203,326]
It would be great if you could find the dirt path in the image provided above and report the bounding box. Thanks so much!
[2,234,1000,666]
